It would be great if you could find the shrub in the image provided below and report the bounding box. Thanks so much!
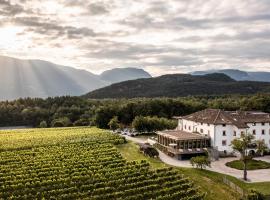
[190,156,211,170]
[246,189,264,200]
[73,119,90,126]
[39,121,47,128]
[51,117,72,127]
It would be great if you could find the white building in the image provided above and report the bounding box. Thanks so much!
[157,109,270,159]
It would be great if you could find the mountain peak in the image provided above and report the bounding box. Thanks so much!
[0,56,151,100]
[100,67,151,83]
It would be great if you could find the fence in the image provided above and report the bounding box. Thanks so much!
[223,176,245,197]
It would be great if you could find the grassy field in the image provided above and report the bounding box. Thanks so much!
[226,159,270,170]
[117,141,270,199]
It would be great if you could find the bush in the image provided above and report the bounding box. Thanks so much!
[51,117,72,127]
[139,144,159,157]
[39,121,47,128]
[190,156,211,170]
[73,119,90,126]
[108,116,120,131]
[246,189,264,200]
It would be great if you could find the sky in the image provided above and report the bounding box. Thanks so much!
[0,0,270,76]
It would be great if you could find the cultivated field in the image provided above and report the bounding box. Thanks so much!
[0,127,203,199]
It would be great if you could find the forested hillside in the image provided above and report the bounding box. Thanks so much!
[0,94,270,129]
[85,73,270,99]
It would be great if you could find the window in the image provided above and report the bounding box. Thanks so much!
[201,122,203,125]
[262,122,265,126]
[222,124,226,127]
[253,130,256,135]
[188,126,191,131]
[233,131,237,136]
[184,125,186,129]
[207,123,210,126]
[200,129,203,133]
[222,131,226,136]
[241,131,245,136]
[262,130,265,135]
[222,140,227,146]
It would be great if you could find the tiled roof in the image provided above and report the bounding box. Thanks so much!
[176,109,270,129]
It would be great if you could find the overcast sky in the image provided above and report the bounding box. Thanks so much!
[0,0,270,76]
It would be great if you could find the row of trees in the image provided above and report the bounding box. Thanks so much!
[131,116,177,133]
[0,94,270,128]
[108,116,177,133]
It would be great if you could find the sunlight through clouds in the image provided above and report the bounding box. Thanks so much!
[0,0,270,75]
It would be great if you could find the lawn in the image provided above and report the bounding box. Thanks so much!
[117,141,270,199]
[226,159,270,170]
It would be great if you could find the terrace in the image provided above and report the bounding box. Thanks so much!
[157,130,211,159]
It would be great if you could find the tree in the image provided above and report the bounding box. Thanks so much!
[231,133,254,181]
[256,139,268,156]
[51,117,72,127]
[73,118,90,126]
[132,116,177,133]
[108,116,120,131]
[39,120,47,128]
[190,156,211,170]
[139,144,159,157]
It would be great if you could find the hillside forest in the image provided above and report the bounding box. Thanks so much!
[0,94,270,130]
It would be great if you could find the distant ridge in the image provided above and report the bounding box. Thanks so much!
[0,55,151,100]
[85,73,270,99]
[192,69,270,82]
[100,67,151,83]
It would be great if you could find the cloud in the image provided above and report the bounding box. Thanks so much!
[0,0,270,76]
[0,0,26,16]
[12,16,96,38]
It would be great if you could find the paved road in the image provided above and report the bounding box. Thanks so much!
[124,135,270,182]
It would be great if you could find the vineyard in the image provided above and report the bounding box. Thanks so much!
[0,127,204,199]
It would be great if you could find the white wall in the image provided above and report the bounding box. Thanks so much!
[246,122,270,148]
[178,120,270,153]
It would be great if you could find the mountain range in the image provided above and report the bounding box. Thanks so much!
[191,69,270,82]
[0,56,151,100]
[1,55,270,100]
[85,73,270,99]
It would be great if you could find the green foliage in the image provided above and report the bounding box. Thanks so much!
[1,94,270,128]
[139,145,159,157]
[226,160,270,170]
[108,116,120,131]
[39,120,47,128]
[256,140,268,156]
[190,156,211,170]
[246,189,264,200]
[132,116,177,133]
[231,133,255,180]
[73,118,90,126]
[51,117,72,127]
